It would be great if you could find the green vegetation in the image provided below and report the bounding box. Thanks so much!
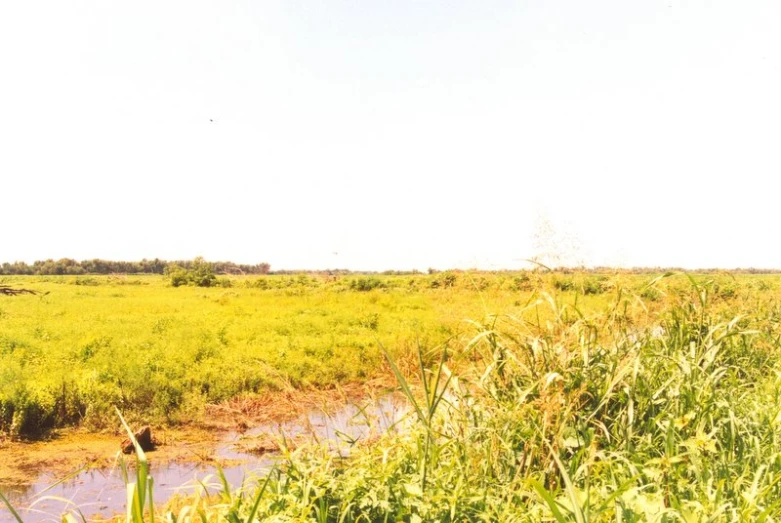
[0,258,270,276]
[0,270,552,437]
[6,271,781,520]
[147,274,781,521]
[164,257,220,287]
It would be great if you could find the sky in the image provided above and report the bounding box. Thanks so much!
[1,1,780,271]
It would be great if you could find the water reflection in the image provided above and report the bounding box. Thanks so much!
[0,395,407,523]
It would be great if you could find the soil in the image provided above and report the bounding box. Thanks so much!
[0,426,221,488]
[0,380,395,489]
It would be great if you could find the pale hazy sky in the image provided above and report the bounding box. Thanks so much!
[1,1,780,271]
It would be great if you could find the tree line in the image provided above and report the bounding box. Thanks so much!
[0,258,271,276]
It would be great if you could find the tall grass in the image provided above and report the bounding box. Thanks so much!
[147,275,781,521]
[6,274,781,521]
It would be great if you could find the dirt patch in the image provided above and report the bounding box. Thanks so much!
[0,426,223,488]
[0,380,396,489]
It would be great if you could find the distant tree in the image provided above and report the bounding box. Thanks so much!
[0,257,270,276]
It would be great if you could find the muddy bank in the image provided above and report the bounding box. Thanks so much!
[0,390,406,523]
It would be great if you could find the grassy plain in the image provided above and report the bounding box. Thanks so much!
[0,271,619,437]
[5,271,781,521]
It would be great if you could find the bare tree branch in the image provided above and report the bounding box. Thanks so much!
[0,285,39,296]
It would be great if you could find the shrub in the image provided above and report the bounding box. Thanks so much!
[358,312,380,330]
[166,266,190,287]
[164,257,217,287]
[350,277,386,292]
[553,276,575,291]
[509,273,533,291]
[582,276,609,295]
[430,272,457,289]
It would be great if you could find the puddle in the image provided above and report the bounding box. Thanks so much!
[0,459,277,523]
[224,393,407,458]
[0,395,408,523]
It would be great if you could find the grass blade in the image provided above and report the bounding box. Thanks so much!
[0,489,25,523]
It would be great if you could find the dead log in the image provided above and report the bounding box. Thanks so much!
[0,285,38,296]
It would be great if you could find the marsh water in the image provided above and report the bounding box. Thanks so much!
[0,396,407,523]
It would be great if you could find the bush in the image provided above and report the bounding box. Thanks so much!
[166,267,190,287]
[509,273,533,291]
[72,277,100,286]
[582,276,609,295]
[430,272,457,289]
[164,257,217,288]
[553,276,575,291]
[350,277,386,292]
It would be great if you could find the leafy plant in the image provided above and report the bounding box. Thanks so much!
[164,257,217,288]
